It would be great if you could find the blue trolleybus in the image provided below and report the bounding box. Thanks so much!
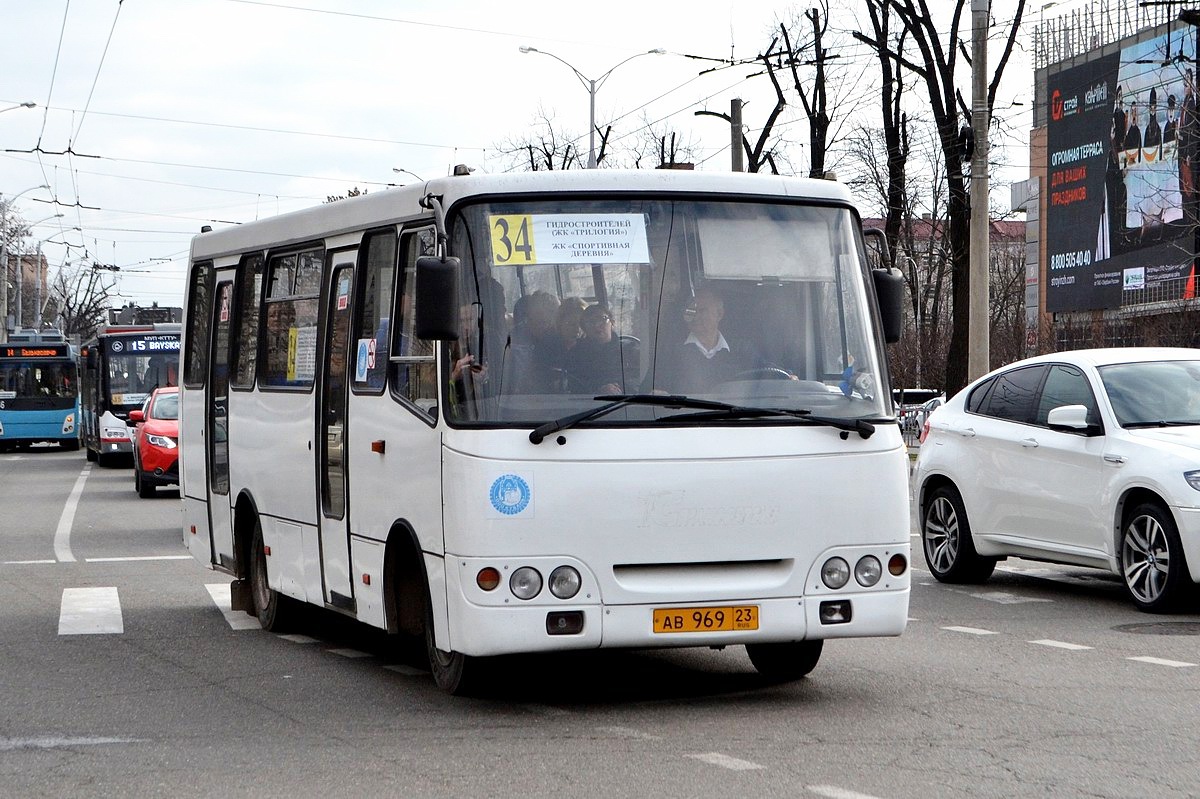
[0,331,80,451]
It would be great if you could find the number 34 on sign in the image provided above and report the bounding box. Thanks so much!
[488,213,650,266]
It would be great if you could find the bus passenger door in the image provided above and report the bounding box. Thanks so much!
[206,279,236,568]
[318,256,355,609]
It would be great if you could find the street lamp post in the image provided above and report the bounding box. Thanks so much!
[0,184,51,344]
[519,46,665,168]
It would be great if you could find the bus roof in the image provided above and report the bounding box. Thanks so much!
[189,170,858,262]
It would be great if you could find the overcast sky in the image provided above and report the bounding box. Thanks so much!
[1,0,1042,312]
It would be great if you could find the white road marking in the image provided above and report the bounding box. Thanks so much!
[686,752,763,771]
[808,785,885,799]
[1127,656,1197,668]
[383,664,425,677]
[806,782,883,791]
[598,726,663,742]
[0,736,142,752]
[277,634,319,644]
[942,626,998,636]
[3,559,56,565]
[328,648,371,659]
[970,590,1053,605]
[204,583,260,630]
[58,587,122,635]
[54,464,91,562]
[1030,639,1093,651]
[86,555,193,562]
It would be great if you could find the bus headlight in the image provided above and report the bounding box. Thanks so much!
[548,566,581,599]
[854,555,882,587]
[821,557,850,589]
[62,414,75,434]
[510,567,543,600]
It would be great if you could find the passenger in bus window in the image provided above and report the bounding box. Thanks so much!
[509,290,560,393]
[566,302,631,395]
[451,302,489,403]
[536,297,586,390]
[658,286,741,394]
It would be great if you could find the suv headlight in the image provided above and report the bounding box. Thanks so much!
[1185,471,1200,491]
[146,434,177,449]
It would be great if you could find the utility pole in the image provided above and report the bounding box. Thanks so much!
[968,0,991,380]
[731,98,744,172]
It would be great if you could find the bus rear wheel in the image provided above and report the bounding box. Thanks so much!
[250,520,300,632]
[746,640,823,681]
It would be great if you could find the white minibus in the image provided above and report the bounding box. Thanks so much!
[180,168,910,694]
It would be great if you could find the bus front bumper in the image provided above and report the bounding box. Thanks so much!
[446,590,909,658]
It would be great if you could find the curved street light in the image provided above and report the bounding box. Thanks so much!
[519,46,665,168]
[392,167,424,182]
[0,101,36,115]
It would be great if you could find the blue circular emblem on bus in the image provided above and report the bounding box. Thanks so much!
[489,474,531,515]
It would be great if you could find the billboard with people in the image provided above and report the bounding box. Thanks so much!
[1046,25,1197,312]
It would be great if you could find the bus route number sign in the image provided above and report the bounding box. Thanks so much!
[489,214,650,266]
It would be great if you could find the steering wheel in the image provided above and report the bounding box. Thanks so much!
[734,367,794,381]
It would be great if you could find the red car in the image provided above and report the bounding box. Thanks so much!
[129,386,179,498]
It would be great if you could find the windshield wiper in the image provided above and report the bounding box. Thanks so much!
[528,394,739,444]
[1124,419,1200,429]
[667,406,876,438]
[528,394,875,443]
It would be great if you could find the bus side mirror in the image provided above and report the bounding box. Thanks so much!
[872,267,904,344]
[414,255,461,340]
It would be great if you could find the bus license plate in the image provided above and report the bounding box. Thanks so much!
[652,606,759,633]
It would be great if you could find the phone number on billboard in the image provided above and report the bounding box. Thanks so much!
[1049,250,1092,270]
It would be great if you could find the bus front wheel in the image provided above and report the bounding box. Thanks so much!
[250,520,300,632]
[424,599,478,695]
[746,640,823,681]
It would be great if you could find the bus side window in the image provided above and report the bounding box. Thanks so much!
[231,253,265,389]
[184,261,215,388]
[390,228,438,416]
[352,229,395,394]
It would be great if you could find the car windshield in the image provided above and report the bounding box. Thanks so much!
[151,392,179,420]
[1098,359,1200,426]
[443,196,890,427]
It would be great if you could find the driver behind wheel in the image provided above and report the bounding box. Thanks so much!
[656,286,744,394]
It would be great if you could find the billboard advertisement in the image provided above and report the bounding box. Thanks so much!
[1046,26,1198,312]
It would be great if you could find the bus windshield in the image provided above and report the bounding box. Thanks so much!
[0,360,77,401]
[106,352,178,410]
[445,197,888,426]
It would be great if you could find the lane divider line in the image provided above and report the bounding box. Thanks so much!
[1030,639,1093,651]
[686,752,763,771]
[808,786,886,799]
[1127,656,1197,668]
[53,464,91,563]
[942,625,998,636]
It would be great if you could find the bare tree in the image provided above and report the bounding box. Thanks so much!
[45,261,117,341]
[856,0,1026,394]
[490,108,587,172]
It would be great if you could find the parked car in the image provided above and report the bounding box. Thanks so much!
[915,396,945,442]
[129,386,179,498]
[913,348,1200,613]
[894,388,941,434]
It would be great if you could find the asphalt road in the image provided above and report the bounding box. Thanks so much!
[2,446,1198,798]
